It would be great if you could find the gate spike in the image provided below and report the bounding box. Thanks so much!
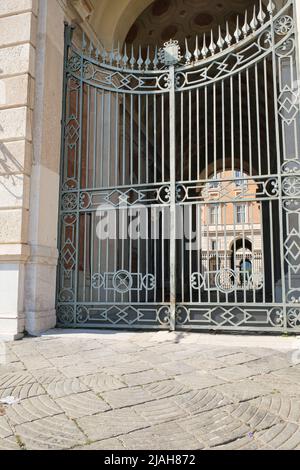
[194,35,200,62]
[185,38,192,64]
[242,11,250,38]
[153,46,159,69]
[130,44,136,69]
[82,32,87,51]
[209,29,216,56]
[250,5,258,32]
[115,42,122,66]
[257,0,266,25]
[145,45,151,70]
[217,26,225,51]
[122,43,129,67]
[101,46,108,64]
[225,22,232,47]
[88,40,94,57]
[267,1,276,16]
[201,33,208,59]
[109,42,115,65]
[137,45,143,69]
[234,16,242,43]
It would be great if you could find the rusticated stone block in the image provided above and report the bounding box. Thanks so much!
[0,13,36,47]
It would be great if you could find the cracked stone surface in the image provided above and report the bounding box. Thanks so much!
[0,330,300,450]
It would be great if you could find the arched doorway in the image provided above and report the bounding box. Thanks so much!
[57,0,300,332]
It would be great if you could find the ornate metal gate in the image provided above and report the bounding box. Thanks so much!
[57,0,300,332]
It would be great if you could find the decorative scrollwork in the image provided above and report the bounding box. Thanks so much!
[62,178,78,191]
[264,178,279,197]
[276,38,295,57]
[191,273,205,290]
[258,29,272,51]
[268,308,285,328]
[79,192,91,209]
[57,305,75,325]
[248,273,264,290]
[283,199,300,212]
[142,274,156,291]
[274,15,294,36]
[59,289,74,303]
[157,306,171,325]
[176,306,188,325]
[76,306,89,324]
[176,184,187,203]
[157,73,172,90]
[91,273,104,289]
[158,185,171,204]
[62,213,77,227]
[287,290,300,304]
[287,308,300,328]
[83,62,95,80]
[281,160,300,174]
[68,55,81,72]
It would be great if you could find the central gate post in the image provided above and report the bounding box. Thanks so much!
[169,64,176,331]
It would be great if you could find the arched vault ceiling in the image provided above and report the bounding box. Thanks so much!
[125,0,256,49]
[86,0,284,49]
[89,0,154,48]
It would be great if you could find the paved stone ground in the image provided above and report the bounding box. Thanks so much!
[1,330,300,450]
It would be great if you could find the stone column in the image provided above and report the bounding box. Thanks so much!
[0,0,38,339]
[24,0,66,335]
[0,0,67,339]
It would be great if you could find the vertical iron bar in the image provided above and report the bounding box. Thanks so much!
[169,65,176,331]
[246,68,253,176]
[56,23,74,312]
[270,12,288,332]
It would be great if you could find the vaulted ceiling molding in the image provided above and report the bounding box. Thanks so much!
[58,0,103,48]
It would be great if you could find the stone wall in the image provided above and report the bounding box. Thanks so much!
[0,0,38,339]
[0,0,66,338]
[25,0,65,336]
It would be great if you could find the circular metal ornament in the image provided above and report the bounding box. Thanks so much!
[215,269,238,294]
[57,305,74,325]
[282,177,300,197]
[274,16,294,36]
[287,309,300,328]
[113,271,133,294]
[62,193,78,211]
[68,55,81,72]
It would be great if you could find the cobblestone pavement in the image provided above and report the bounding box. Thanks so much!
[1,330,300,450]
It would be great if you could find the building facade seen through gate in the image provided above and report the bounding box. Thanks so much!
[57,0,300,332]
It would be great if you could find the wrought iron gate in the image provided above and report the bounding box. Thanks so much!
[57,0,300,332]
